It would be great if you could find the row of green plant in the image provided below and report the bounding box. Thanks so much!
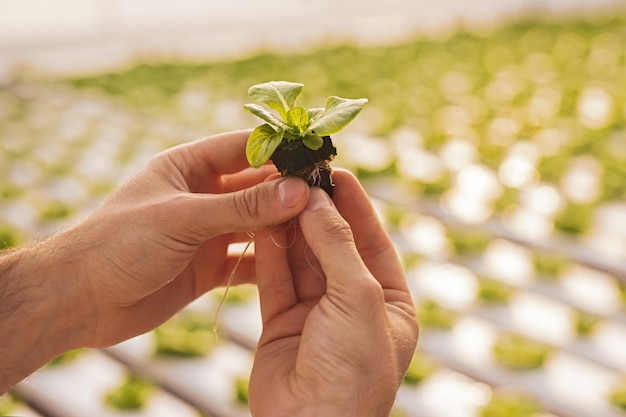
[58,15,626,229]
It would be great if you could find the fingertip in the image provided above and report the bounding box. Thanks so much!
[305,187,334,212]
[277,177,309,209]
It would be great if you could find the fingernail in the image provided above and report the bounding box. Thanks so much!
[306,187,333,211]
[278,178,308,209]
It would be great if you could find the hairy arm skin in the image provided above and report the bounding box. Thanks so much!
[0,231,95,394]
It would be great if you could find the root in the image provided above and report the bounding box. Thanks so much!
[212,233,255,341]
[211,219,297,340]
[304,242,325,281]
[267,217,298,249]
[306,163,322,188]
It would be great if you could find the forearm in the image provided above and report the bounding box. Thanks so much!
[0,232,94,394]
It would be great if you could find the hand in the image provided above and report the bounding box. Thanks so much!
[1,130,312,392]
[249,171,419,417]
[73,130,312,347]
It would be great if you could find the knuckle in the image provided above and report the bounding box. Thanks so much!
[233,187,261,222]
[320,215,354,244]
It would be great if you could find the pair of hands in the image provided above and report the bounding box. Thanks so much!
[4,130,418,415]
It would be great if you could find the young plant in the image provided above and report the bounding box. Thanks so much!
[244,81,367,195]
[492,334,552,371]
[104,374,154,411]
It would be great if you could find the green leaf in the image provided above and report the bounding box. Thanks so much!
[302,133,324,150]
[307,107,325,121]
[243,103,287,130]
[287,106,309,133]
[307,96,368,136]
[248,81,304,120]
[246,124,284,168]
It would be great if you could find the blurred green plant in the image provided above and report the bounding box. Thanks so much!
[104,374,154,411]
[480,390,543,417]
[609,379,626,412]
[153,313,216,357]
[478,277,514,304]
[57,15,626,238]
[403,350,438,386]
[390,407,409,417]
[46,348,84,367]
[0,393,19,415]
[573,310,601,337]
[40,201,73,221]
[0,227,22,250]
[493,334,552,370]
[532,252,568,279]
[553,203,593,236]
[233,375,249,406]
[416,299,457,329]
[210,283,256,305]
[447,229,493,256]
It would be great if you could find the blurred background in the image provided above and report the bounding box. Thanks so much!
[1,1,626,416]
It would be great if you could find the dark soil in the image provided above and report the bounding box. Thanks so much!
[270,135,337,196]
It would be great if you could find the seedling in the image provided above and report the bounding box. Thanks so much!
[213,83,366,335]
[244,81,367,195]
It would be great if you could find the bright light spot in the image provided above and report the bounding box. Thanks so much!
[390,126,423,151]
[560,156,602,204]
[585,203,626,259]
[1,201,39,233]
[413,261,478,309]
[499,157,538,189]
[502,205,554,238]
[177,88,211,118]
[560,264,621,315]
[440,70,473,99]
[45,177,89,203]
[485,67,525,104]
[436,105,474,135]
[452,318,498,367]
[585,234,626,260]
[441,189,494,224]
[577,86,614,129]
[484,239,534,285]
[526,184,562,215]
[421,370,492,417]
[9,160,42,186]
[440,139,477,172]
[487,117,520,146]
[341,134,393,171]
[401,214,451,258]
[457,164,502,200]
[510,292,574,343]
[547,352,619,414]
[593,322,626,371]
[396,148,445,182]
[532,128,570,157]
[509,141,540,162]
[528,86,561,126]
[591,203,626,239]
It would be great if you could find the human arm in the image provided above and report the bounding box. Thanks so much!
[0,130,310,394]
[249,170,419,417]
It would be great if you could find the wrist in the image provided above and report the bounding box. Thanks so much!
[294,392,395,417]
[296,404,393,417]
[0,231,95,393]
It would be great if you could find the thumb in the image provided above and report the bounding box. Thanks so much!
[298,187,377,295]
[195,177,309,237]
